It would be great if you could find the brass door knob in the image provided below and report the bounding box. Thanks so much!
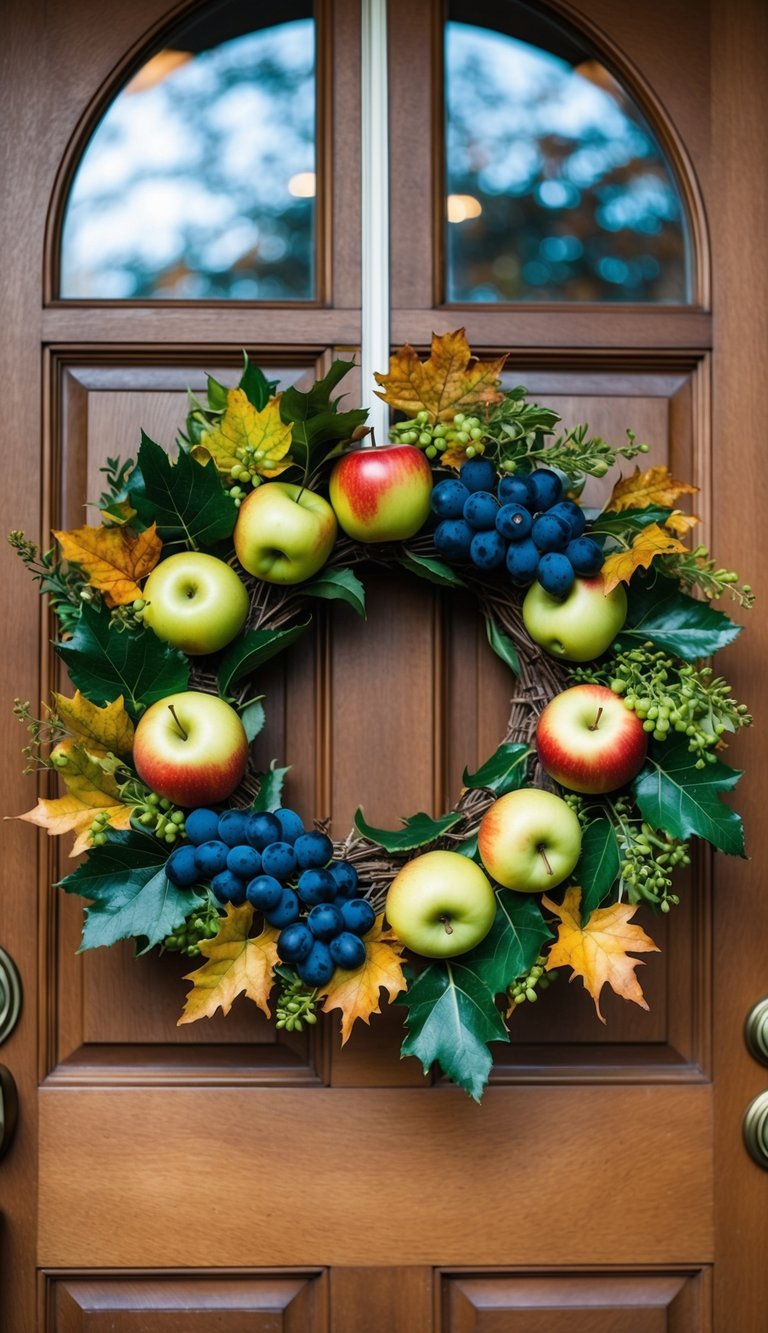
[743,1091,768,1170]
[0,947,22,1045]
[745,998,768,1066]
[0,1065,18,1159]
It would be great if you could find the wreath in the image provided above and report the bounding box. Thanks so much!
[10,330,753,1100]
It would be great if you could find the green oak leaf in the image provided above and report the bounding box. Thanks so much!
[632,738,745,856]
[590,506,673,537]
[129,432,237,548]
[619,576,741,661]
[576,818,621,915]
[56,603,189,719]
[238,352,277,410]
[485,616,520,675]
[397,961,509,1101]
[463,743,529,797]
[59,830,204,952]
[217,621,311,697]
[398,550,465,588]
[303,568,366,618]
[250,761,291,811]
[463,894,551,996]
[354,808,463,853]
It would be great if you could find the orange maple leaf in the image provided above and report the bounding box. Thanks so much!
[374,329,506,422]
[543,887,659,1022]
[18,792,132,856]
[177,904,279,1024]
[16,737,133,855]
[317,913,407,1044]
[53,521,162,607]
[601,524,686,593]
[607,464,698,513]
[195,390,293,478]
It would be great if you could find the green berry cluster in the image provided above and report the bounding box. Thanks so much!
[228,448,269,489]
[390,411,487,460]
[109,598,147,633]
[133,792,187,843]
[607,796,689,910]
[275,970,319,1033]
[163,899,222,955]
[89,809,113,846]
[509,954,557,1006]
[660,545,754,609]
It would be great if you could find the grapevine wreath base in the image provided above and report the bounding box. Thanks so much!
[10,331,752,1099]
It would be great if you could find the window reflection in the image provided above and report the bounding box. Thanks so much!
[60,4,315,300]
[445,5,689,303]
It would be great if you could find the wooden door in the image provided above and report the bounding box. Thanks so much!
[1,1,766,1328]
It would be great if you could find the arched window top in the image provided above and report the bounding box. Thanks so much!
[445,1,692,303]
[59,1,316,300]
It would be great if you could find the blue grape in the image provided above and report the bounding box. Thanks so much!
[506,538,540,585]
[245,874,283,911]
[328,861,359,899]
[528,468,563,512]
[496,503,532,541]
[330,932,367,970]
[498,475,535,508]
[274,807,304,844]
[470,529,507,570]
[463,491,499,531]
[264,888,301,928]
[218,810,251,847]
[307,902,345,941]
[340,898,376,936]
[277,922,314,964]
[537,552,575,598]
[184,808,221,846]
[165,845,199,888]
[531,512,571,553]
[433,518,473,560]
[295,831,333,869]
[297,868,338,906]
[211,869,247,905]
[547,500,586,539]
[566,536,604,576]
[460,459,496,493]
[297,940,335,986]
[194,840,230,877]
[246,812,282,850]
[431,478,470,518]
[261,841,298,881]
[226,844,262,879]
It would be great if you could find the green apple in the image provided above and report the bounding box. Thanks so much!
[385,849,496,957]
[478,788,582,893]
[142,552,248,655]
[329,444,433,542]
[522,575,628,662]
[234,482,337,584]
[133,690,248,807]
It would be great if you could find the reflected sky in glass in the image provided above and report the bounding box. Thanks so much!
[446,16,689,303]
[60,14,315,300]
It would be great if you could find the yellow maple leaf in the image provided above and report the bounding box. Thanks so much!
[196,389,293,478]
[607,464,698,513]
[16,737,133,856]
[374,328,507,423]
[543,887,659,1022]
[317,913,407,1045]
[17,793,132,856]
[177,904,279,1024]
[601,524,686,593]
[53,521,162,607]
[52,691,134,757]
[664,509,700,537]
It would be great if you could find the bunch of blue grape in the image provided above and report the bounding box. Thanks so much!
[165,805,375,988]
[430,458,605,598]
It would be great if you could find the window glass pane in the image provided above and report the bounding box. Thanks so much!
[445,2,690,303]
[60,1,315,300]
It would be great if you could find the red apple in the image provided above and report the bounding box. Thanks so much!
[133,690,248,807]
[329,443,433,542]
[536,684,648,795]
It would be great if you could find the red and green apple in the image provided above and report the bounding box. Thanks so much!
[478,788,582,893]
[234,482,337,584]
[385,849,496,957]
[133,690,248,807]
[522,576,627,662]
[142,552,248,655]
[329,443,433,543]
[536,683,648,794]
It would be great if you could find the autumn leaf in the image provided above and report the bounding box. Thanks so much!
[606,465,698,513]
[543,887,659,1022]
[53,521,162,607]
[664,509,700,537]
[17,737,133,856]
[374,328,507,422]
[17,792,132,856]
[317,914,407,1044]
[196,389,293,477]
[601,524,686,593]
[52,690,134,757]
[177,904,279,1024]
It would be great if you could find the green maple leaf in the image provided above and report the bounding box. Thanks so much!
[129,432,237,548]
[397,961,508,1101]
[632,738,745,856]
[56,602,189,718]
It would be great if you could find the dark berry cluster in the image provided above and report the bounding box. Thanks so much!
[431,459,604,597]
[165,805,374,987]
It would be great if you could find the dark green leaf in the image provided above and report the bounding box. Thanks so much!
[56,603,189,718]
[632,738,745,856]
[590,506,673,537]
[463,743,529,796]
[59,830,204,952]
[239,698,266,743]
[485,616,521,675]
[217,621,311,696]
[281,360,357,422]
[238,353,275,411]
[454,832,478,860]
[206,374,229,412]
[303,567,366,618]
[281,361,368,472]
[619,576,741,661]
[129,433,237,548]
[576,819,621,915]
[250,762,290,811]
[354,808,463,853]
[463,894,551,995]
[397,961,508,1101]
[398,550,466,588]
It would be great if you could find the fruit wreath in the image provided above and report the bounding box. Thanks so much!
[9,330,753,1100]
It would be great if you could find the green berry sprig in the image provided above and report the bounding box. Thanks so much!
[163,898,222,956]
[605,795,690,911]
[275,969,319,1033]
[509,954,557,1006]
[659,545,754,608]
[109,598,147,633]
[390,411,487,460]
[129,790,187,843]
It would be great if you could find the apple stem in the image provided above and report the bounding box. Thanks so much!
[439,915,454,935]
[168,704,189,741]
[588,706,604,732]
[537,845,554,876]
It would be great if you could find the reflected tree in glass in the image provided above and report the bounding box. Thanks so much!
[60,6,315,300]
